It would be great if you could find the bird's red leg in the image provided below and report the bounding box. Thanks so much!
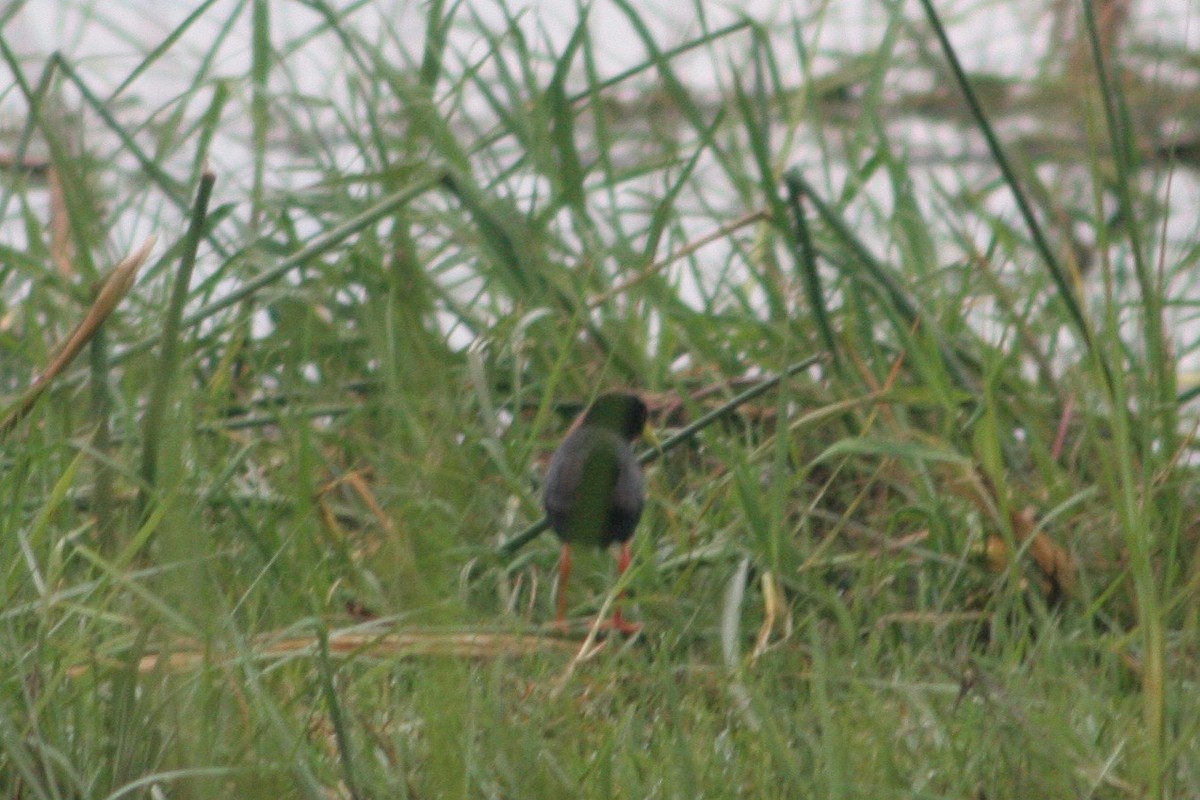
[555,543,572,630]
[610,541,642,634]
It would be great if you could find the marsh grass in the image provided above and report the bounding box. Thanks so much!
[0,0,1198,797]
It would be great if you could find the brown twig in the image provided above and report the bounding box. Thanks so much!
[0,235,157,440]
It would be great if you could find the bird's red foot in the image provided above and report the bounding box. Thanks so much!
[549,615,642,637]
[608,619,643,636]
[597,612,642,636]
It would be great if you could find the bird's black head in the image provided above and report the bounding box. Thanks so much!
[582,392,648,441]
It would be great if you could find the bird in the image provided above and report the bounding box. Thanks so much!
[542,391,649,633]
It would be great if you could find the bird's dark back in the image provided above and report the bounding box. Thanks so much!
[543,426,643,547]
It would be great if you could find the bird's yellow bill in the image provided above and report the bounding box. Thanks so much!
[642,421,660,447]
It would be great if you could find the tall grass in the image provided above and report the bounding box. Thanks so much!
[0,0,1197,797]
